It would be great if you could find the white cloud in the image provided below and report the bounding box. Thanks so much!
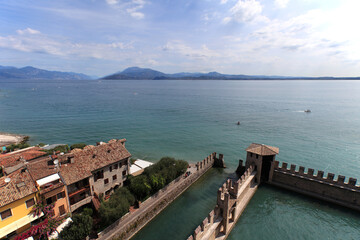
[16,28,41,35]
[162,41,220,60]
[220,0,228,4]
[274,0,289,8]
[223,0,267,24]
[106,0,146,19]
[0,30,134,60]
[106,0,119,5]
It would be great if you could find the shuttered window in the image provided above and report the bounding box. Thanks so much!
[25,198,35,208]
[59,205,66,216]
[0,209,12,220]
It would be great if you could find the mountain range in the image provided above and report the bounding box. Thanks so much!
[102,67,360,80]
[0,65,92,80]
[1,65,359,80]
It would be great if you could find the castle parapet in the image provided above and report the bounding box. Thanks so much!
[273,160,359,190]
[271,160,360,211]
[189,164,258,240]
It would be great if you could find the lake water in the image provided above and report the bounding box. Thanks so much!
[0,79,359,239]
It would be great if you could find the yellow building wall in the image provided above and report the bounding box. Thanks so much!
[0,193,36,233]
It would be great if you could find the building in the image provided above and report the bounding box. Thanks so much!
[245,143,279,183]
[27,156,70,218]
[0,147,47,179]
[0,168,40,239]
[59,139,131,212]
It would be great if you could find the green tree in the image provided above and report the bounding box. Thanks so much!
[59,214,93,240]
[128,175,152,200]
[98,188,135,227]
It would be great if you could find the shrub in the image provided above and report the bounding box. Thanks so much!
[70,143,87,150]
[82,207,93,216]
[128,157,188,201]
[99,188,135,227]
[128,175,151,200]
[59,214,93,240]
[6,143,30,152]
[42,144,70,155]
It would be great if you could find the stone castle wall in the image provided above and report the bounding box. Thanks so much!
[188,163,258,240]
[98,153,218,240]
[270,161,360,211]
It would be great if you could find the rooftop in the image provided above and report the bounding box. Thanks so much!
[246,143,279,156]
[59,139,131,185]
[0,168,37,208]
[27,155,59,180]
[129,159,154,176]
[0,147,47,168]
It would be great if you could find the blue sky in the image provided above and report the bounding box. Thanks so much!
[0,0,359,77]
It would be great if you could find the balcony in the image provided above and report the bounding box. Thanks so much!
[70,196,92,212]
[69,186,91,212]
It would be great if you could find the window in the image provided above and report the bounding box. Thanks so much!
[57,191,65,199]
[109,166,112,172]
[59,205,66,216]
[94,170,104,182]
[256,154,259,159]
[250,153,253,157]
[26,198,35,208]
[1,209,12,220]
[104,178,109,185]
[112,175,117,181]
[46,195,57,205]
[114,164,118,170]
[122,170,126,178]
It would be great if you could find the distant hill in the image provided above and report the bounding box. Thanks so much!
[102,67,360,80]
[102,67,166,80]
[0,65,92,80]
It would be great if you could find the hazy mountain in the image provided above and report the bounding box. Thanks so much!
[102,67,166,80]
[102,67,360,80]
[102,67,280,80]
[0,65,92,80]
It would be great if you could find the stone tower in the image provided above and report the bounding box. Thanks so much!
[245,143,279,183]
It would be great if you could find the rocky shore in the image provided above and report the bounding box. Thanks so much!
[0,132,28,147]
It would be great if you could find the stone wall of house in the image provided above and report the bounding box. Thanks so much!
[269,161,360,211]
[187,164,258,240]
[90,158,129,198]
[98,153,218,240]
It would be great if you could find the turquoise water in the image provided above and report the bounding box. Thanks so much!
[0,80,360,239]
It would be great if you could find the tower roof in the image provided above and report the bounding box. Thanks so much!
[245,143,279,156]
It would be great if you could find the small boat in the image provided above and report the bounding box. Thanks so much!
[304,109,311,113]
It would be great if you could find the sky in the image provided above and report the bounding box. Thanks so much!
[0,0,359,77]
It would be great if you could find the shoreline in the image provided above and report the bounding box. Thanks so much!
[0,132,28,147]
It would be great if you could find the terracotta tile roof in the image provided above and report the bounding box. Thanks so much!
[246,143,279,156]
[0,168,38,208]
[27,156,59,180]
[0,147,47,168]
[59,139,131,185]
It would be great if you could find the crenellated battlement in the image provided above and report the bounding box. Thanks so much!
[273,161,360,191]
[189,165,258,240]
[188,143,360,240]
[195,152,217,171]
[216,165,255,201]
